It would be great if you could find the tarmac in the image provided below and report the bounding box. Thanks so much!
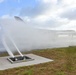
[0,54,53,70]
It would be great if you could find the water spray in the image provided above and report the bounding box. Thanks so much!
[7,34,24,57]
[0,20,24,58]
[2,36,15,58]
[0,17,33,63]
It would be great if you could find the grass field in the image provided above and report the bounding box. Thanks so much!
[0,46,76,75]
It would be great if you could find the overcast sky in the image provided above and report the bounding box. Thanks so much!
[0,0,76,30]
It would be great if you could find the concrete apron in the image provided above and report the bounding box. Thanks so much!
[0,54,53,70]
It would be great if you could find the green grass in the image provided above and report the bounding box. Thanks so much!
[56,71,65,75]
[0,46,76,75]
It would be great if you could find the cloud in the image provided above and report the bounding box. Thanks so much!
[1,15,12,19]
[19,2,51,17]
[58,20,76,30]
[0,0,4,3]
[32,16,69,28]
[1,0,76,29]
[19,0,62,28]
[60,7,76,20]
[32,0,76,29]
[38,0,57,4]
[61,0,76,6]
